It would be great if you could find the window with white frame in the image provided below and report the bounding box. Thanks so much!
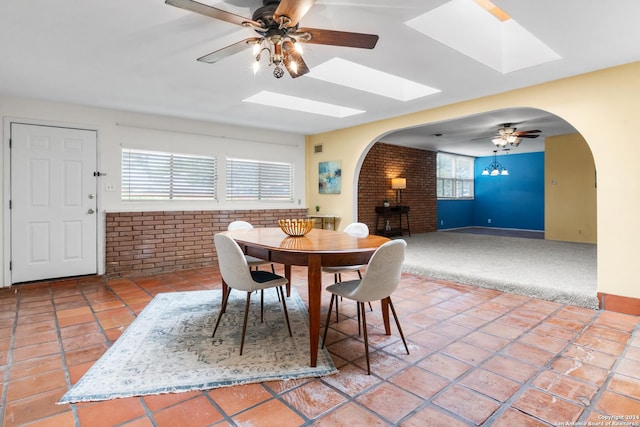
[437,152,474,199]
[121,148,217,200]
[226,157,294,201]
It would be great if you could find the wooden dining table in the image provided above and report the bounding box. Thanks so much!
[221,227,390,367]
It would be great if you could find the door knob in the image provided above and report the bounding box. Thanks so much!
[88,209,95,214]
[88,194,95,199]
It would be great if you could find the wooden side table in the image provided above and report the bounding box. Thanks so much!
[307,214,339,230]
[375,206,411,236]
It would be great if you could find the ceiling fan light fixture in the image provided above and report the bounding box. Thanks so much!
[273,65,285,78]
[492,137,507,147]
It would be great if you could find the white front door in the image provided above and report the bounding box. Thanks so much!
[10,123,98,283]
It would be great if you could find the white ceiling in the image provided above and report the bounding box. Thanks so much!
[1,0,639,157]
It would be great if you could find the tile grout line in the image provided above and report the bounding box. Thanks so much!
[50,282,84,426]
[574,316,640,424]
[0,288,20,427]
[478,302,598,425]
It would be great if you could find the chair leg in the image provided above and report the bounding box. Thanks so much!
[355,270,373,312]
[322,294,336,348]
[212,287,232,338]
[278,286,292,337]
[360,302,371,375]
[260,289,264,323]
[332,273,340,323]
[388,297,409,355]
[239,292,252,355]
[357,302,361,336]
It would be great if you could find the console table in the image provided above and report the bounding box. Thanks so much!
[307,214,339,230]
[375,206,411,236]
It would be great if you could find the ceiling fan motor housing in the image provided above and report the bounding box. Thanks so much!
[253,1,297,31]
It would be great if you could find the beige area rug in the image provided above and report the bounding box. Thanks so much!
[402,232,598,309]
[59,287,337,403]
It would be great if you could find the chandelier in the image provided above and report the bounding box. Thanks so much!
[246,21,311,78]
[481,150,509,176]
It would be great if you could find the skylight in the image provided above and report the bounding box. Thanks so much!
[243,91,365,118]
[307,58,441,101]
[405,0,561,74]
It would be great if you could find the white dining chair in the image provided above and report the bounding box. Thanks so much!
[322,222,372,321]
[213,233,292,355]
[322,222,369,280]
[322,239,409,374]
[227,220,276,273]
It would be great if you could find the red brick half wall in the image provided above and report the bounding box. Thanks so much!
[105,209,307,277]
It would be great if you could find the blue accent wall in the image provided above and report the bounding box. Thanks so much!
[438,199,473,228]
[438,152,544,231]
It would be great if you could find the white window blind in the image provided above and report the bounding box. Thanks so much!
[122,148,217,200]
[226,157,294,201]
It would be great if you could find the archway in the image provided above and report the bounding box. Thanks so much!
[352,107,597,307]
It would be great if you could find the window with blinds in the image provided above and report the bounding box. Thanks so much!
[437,152,474,199]
[122,148,217,200]
[226,157,294,201]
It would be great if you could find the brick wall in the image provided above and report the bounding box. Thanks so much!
[358,142,438,234]
[105,209,307,277]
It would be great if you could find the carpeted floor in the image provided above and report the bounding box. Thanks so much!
[401,231,598,309]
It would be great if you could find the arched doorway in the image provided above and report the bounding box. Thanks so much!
[354,107,598,308]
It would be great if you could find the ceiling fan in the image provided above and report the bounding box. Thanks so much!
[165,0,379,78]
[492,123,541,148]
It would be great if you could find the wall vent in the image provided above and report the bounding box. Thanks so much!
[314,144,323,154]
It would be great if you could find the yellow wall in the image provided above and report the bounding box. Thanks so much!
[306,61,640,300]
[545,133,597,243]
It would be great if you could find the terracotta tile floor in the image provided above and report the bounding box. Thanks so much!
[1,266,639,426]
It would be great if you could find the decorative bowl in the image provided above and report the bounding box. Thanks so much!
[278,218,315,237]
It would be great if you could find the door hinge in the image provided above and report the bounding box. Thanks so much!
[9,261,12,271]
[93,171,107,177]
[8,200,11,209]
[9,138,12,148]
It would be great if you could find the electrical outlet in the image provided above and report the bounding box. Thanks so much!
[440,220,444,225]
[488,218,492,224]
[105,184,116,192]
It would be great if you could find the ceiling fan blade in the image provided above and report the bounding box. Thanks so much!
[518,134,540,138]
[283,41,310,78]
[165,0,250,27]
[514,129,541,135]
[197,38,260,64]
[297,27,379,49]
[274,0,316,27]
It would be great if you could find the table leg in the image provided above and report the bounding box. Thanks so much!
[381,297,391,335]
[307,254,322,367]
[284,264,292,297]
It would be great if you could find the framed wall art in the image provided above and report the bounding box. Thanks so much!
[319,161,341,194]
